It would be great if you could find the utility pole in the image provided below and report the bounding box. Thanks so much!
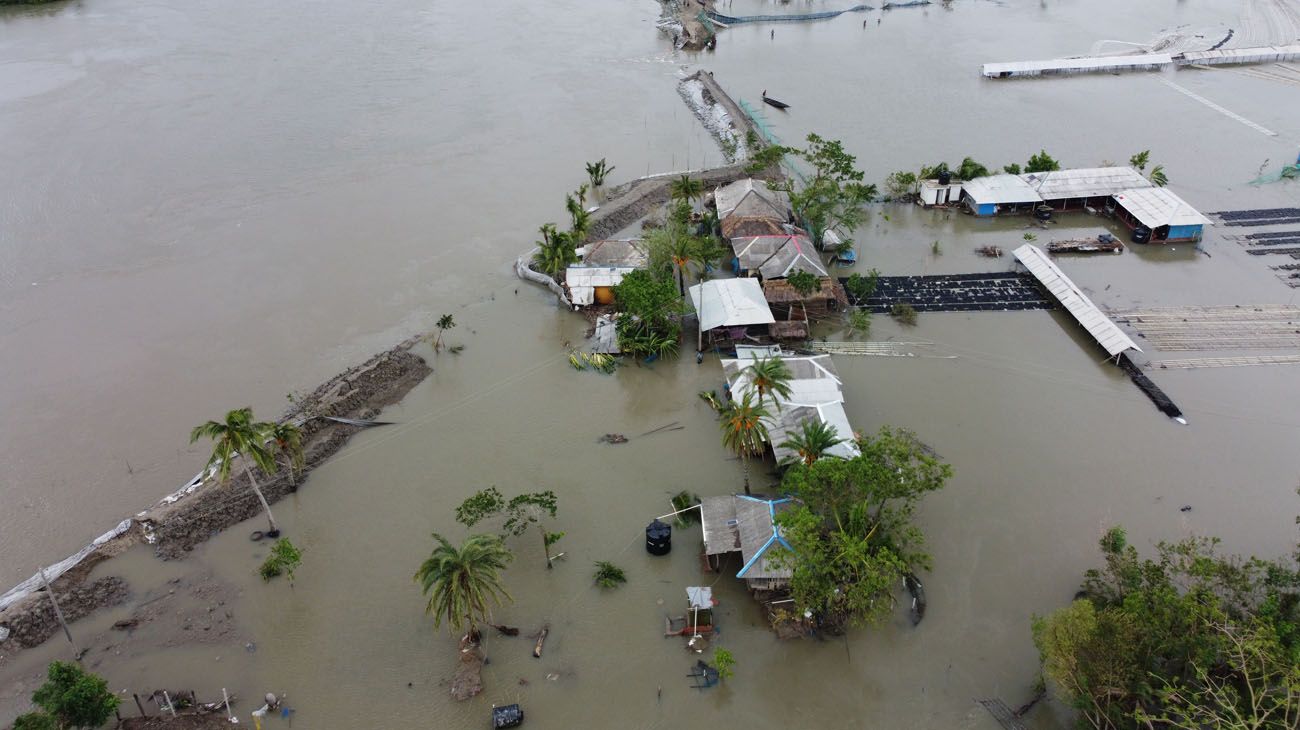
[38,566,77,654]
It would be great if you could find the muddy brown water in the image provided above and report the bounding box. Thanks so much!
[4,0,1300,727]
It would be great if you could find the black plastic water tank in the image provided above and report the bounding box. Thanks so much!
[492,704,524,729]
[937,170,952,186]
[1131,225,1152,244]
[1034,205,1053,222]
[646,519,672,556]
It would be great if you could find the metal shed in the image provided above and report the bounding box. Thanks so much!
[1020,167,1152,203]
[960,174,1042,215]
[1112,187,1210,242]
[688,278,776,332]
[1012,243,1140,358]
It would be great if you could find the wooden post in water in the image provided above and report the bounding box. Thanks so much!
[533,625,549,658]
[37,567,76,652]
[133,693,147,717]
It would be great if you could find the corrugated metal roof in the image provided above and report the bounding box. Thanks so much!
[731,234,828,278]
[983,53,1173,77]
[688,278,776,331]
[735,496,793,580]
[720,353,859,463]
[565,266,638,306]
[582,239,648,267]
[1177,44,1300,65]
[715,178,790,221]
[1013,244,1140,357]
[1112,187,1210,229]
[700,496,740,556]
[1020,167,1152,200]
[961,174,1042,205]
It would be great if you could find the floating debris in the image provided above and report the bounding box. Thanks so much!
[1046,234,1123,254]
[598,434,628,444]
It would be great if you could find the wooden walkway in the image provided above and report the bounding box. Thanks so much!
[1111,305,1300,351]
[977,699,1028,730]
[808,341,947,357]
[1155,354,1300,369]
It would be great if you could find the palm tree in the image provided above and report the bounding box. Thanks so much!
[669,174,704,205]
[585,158,615,189]
[191,408,281,535]
[414,533,513,637]
[532,230,578,282]
[778,420,845,466]
[1149,165,1168,187]
[566,194,592,243]
[719,392,770,495]
[433,314,456,351]
[267,421,305,489]
[743,356,794,410]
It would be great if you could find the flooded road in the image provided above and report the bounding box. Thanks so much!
[4,0,1300,727]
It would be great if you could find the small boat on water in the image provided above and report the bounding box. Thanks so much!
[761,89,790,110]
[1047,233,1124,254]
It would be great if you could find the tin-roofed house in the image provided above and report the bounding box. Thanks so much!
[721,216,792,239]
[699,494,795,592]
[730,234,828,280]
[688,278,776,347]
[565,239,648,307]
[714,179,791,222]
[960,174,1042,216]
[1111,187,1210,243]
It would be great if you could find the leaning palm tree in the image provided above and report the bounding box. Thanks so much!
[669,174,704,205]
[779,420,845,466]
[433,314,456,351]
[585,158,615,189]
[267,421,305,488]
[743,356,794,410]
[414,533,514,638]
[719,392,770,495]
[191,408,281,535]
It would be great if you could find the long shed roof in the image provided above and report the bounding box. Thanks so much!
[1020,167,1152,200]
[1013,244,1140,357]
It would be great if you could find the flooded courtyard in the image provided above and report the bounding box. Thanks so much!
[3,0,1300,728]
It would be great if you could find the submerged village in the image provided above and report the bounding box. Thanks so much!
[4,0,1300,729]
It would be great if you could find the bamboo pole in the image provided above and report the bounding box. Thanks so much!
[38,567,76,652]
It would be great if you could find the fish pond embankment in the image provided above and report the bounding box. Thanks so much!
[0,338,431,660]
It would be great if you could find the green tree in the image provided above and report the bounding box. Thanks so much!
[532,227,579,282]
[742,356,794,410]
[266,421,305,489]
[771,134,877,247]
[566,193,592,243]
[957,157,990,180]
[414,533,513,636]
[645,200,704,297]
[30,661,119,730]
[12,713,58,730]
[1002,163,1022,175]
[890,302,918,326]
[456,487,562,570]
[1025,150,1061,173]
[774,427,951,629]
[779,420,845,466]
[712,647,736,681]
[593,561,627,589]
[612,269,682,357]
[884,170,919,200]
[786,269,820,298]
[259,537,303,584]
[719,392,770,495]
[669,174,704,205]
[846,309,872,338]
[844,269,879,303]
[1149,165,1168,187]
[433,314,456,351]
[191,408,281,535]
[1129,150,1150,171]
[586,158,615,188]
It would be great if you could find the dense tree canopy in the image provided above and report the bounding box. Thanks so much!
[774,427,951,630]
[770,133,876,247]
[1033,524,1300,729]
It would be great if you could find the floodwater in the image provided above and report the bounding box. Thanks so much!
[3,0,1300,728]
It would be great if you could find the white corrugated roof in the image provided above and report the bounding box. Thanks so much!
[565,266,638,306]
[689,278,776,331]
[983,53,1173,77]
[1112,187,1210,229]
[1020,167,1152,200]
[719,352,859,463]
[1013,244,1140,357]
[1177,44,1300,64]
[961,174,1042,205]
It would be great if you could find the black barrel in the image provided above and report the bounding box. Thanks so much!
[492,704,524,729]
[1131,225,1152,244]
[937,169,952,186]
[1034,205,1053,222]
[646,519,672,556]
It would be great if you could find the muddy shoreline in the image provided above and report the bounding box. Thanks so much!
[0,337,431,660]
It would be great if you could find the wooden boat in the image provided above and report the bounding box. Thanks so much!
[1046,234,1124,254]
[761,90,790,110]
